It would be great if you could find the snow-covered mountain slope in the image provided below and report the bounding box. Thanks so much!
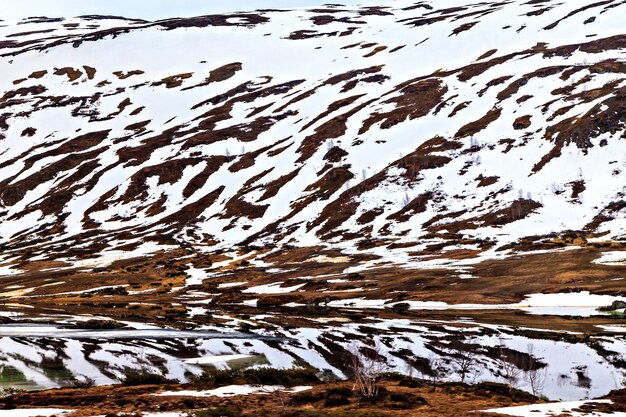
[0,0,625,273]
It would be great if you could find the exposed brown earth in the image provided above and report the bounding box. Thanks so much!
[0,379,564,417]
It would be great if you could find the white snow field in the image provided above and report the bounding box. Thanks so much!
[485,400,626,417]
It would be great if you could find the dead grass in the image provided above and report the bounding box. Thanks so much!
[0,379,553,417]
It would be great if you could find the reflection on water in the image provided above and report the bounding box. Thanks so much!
[0,318,623,402]
[0,325,274,340]
[0,333,271,390]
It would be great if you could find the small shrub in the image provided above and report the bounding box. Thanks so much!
[265,411,386,417]
[388,391,428,409]
[325,393,351,407]
[81,319,128,329]
[397,376,422,388]
[473,381,536,402]
[390,302,410,313]
[193,368,238,388]
[325,387,353,398]
[70,377,95,388]
[191,407,241,417]
[290,391,320,405]
[104,414,139,417]
[193,367,321,389]
[324,386,353,406]
[0,387,25,398]
[242,367,320,386]
[359,386,388,404]
[121,371,170,386]
[597,301,626,317]
[317,369,341,383]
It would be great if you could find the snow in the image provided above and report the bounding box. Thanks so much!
[308,255,350,263]
[184,264,208,286]
[0,410,72,417]
[321,291,624,317]
[63,339,116,386]
[242,299,259,307]
[0,315,620,399]
[141,414,187,417]
[0,311,23,317]
[521,292,624,308]
[593,251,626,266]
[218,282,247,289]
[242,282,306,294]
[187,306,208,317]
[484,400,626,417]
[183,354,253,365]
[156,385,311,397]
[0,0,624,270]
[0,0,391,21]
[597,325,626,333]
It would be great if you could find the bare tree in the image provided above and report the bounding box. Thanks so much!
[497,341,522,392]
[404,355,417,379]
[349,342,388,399]
[450,338,479,384]
[524,343,547,397]
[402,192,411,206]
[258,385,288,409]
[550,182,564,194]
[427,353,445,391]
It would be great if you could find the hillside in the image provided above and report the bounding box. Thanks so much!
[0,0,625,302]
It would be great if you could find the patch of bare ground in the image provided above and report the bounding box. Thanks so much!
[451,21,478,36]
[301,94,366,132]
[324,65,387,93]
[53,67,84,82]
[387,193,432,222]
[183,62,243,91]
[296,99,375,163]
[359,78,447,134]
[585,201,626,231]
[512,115,532,130]
[311,14,366,26]
[307,137,459,239]
[542,0,617,30]
[363,45,388,57]
[533,84,626,172]
[156,13,270,30]
[152,72,193,88]
[41,244,626,314]
[0,378,553,417]
[29,69,48,79]
[112,69,145,79]
[455,107,502,138]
